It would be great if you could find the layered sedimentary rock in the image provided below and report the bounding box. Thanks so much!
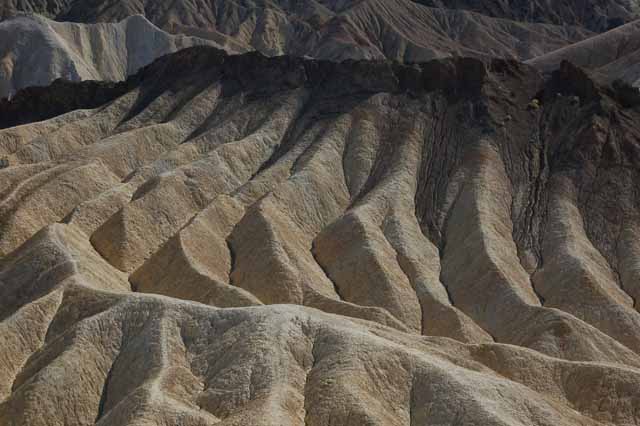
[2,47,640,424]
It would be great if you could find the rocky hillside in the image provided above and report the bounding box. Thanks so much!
[0,0,71,19]
[7,0,637,32]
[0,13,226,99]
[416,0,640,32]
[528,18,640,86]
[2,46,640,425]
[1,0,594,62]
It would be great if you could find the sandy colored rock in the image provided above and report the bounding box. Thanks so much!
[2,46,640,425]
[0,14,221,99]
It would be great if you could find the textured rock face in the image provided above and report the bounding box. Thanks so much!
[0,78,132,128]
[416,0,640,32]
[0,0,71,19]
[9,0,638,32]
[2,47,640,424]
[0,13,221,99]
[1,0,594,62]
[528,19,640,87]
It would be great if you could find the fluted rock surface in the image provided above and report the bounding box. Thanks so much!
[3,47,640,424]
[0,13,221,99]
[416,0,640,32]
[528,18,640,87]
[0,0,71,19]
[1,0,593,62]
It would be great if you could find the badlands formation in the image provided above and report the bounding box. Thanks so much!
[1,0,614,100]
[529,18,640,86]
[3,1,640,425]
[416,0,640,31]
[2,0,596,61]
[0,14,220,98]
[2,44,640,425]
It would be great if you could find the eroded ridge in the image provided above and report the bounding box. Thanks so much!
[2,48,640,424]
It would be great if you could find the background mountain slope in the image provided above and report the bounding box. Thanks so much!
[0,13,225,98]
[528,18,640,86]
[416,0,640,32]
[1,0,595,62]
[6,0,638,32]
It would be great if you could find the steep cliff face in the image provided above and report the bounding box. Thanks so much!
[2,47,640,425]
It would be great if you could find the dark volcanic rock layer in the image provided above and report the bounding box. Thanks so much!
[0,78,133,128]
[3,47,640,425]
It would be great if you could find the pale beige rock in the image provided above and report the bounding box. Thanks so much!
[2,48,640,425]
[533,176,640,353]
[0,14,221,98]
